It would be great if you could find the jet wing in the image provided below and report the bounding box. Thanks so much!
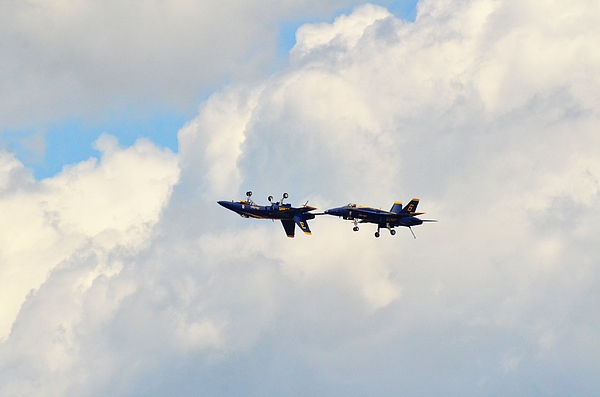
[293,215,312,235]
[281,219,296,238]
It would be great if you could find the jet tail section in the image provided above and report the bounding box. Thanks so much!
[400,198,420,214]
[281,220,296,238]
[294,215,312,235]
[390,202,403,213]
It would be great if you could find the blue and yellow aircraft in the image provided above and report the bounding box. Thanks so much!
[218,191,318,238]
[324,198,436,238]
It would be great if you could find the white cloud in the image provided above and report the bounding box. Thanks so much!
[0,135,179,342]
[2,0,600,395]
[292,3,393,57]
[0,0,406,132]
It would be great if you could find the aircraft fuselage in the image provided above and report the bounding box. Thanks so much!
[217,200,316,221]
[324,199,434,238]
[325,206,421,226]
[217,198,317,238]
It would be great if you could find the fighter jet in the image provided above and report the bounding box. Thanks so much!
[218,191,318,238]
[324,198,436,238]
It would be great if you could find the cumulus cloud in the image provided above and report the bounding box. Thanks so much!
[0,0,406,132]
[2,0,600,395]
[0,135,179,341]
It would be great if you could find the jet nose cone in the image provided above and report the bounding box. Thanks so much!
[325,207,343,216]
[217,200,235,210]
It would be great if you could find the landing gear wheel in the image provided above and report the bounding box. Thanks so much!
[353,226,359,232]
[374,231,380,238]
[390,229,396,236]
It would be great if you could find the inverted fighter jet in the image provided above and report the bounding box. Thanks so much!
[218,191,318,238]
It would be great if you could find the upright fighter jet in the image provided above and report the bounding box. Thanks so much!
[324,198,436,238]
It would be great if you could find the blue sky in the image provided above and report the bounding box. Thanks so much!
[2,113,186,178]
[1,1,418,180]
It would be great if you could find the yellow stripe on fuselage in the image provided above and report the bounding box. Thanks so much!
[243,212,264,218]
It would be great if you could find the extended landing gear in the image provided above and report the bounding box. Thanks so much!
[386,223,396,236]
[374,225,396,237]
[352,219,359,232]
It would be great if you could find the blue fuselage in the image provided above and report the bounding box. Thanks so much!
[217,201,316,220]
[324,206,423,227]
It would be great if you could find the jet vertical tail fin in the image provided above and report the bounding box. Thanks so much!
[281,220,296,238]
[400,198,420,214]
[390,202,403,213]
[293,215,312,235]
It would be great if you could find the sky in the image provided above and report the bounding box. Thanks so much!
[1,0,600,396]
[0,0,418,179]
